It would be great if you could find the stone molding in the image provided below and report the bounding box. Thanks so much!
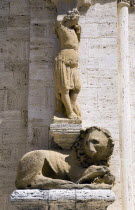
[117,0,135,7]
[130,0,135,7]
[10,189,115,210]
[50,0,91,15]
[51,0,91,9]
[50,123,82,149]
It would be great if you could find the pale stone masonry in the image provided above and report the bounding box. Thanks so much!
[0,0,135,210]
[10,189,115,210]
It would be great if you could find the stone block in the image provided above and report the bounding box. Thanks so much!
[10,189,115,210]
[7,27,30,41]
[10,0,30,16]
[0,90,7,111]
[2,127,26,145]
[8,16,30,28]
[31,126,49,149]
[7,40,29,62]
[50,122,82,149]
[0,0,9,16]
[49,189,75,201]
[0,149,11,161]
[76,189,115,209]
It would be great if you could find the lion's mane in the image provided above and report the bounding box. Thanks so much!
[72,126,114,168]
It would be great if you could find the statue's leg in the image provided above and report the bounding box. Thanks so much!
[55,98,65,117]
[30,174,74,189]
[61,89,77,119]
[55,57,78,119]
[70,67,81,117]
[70,89,81,117]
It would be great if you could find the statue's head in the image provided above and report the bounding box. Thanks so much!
[73,127,114,166]
[63,9,80,26]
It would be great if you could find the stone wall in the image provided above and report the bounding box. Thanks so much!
[0,0,30,209]
[78,1,121,209]
[0,0,134,209]
[28,0,57,150]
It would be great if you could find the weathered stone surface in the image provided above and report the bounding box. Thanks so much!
[15,127,115,190]
[129,5,135,207]
[54,9,82,120]
[117,0,135,7]
[49,189,75,201]
[50,122,82,149]
[51,0,91,16]
[10,189,115,210]
[0,1,127,210]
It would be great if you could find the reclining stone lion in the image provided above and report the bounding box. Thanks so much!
[15,127,115,189]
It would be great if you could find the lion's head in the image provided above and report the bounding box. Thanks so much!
[72,126,114,168]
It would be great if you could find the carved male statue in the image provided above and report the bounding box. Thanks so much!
[54,9,81,120]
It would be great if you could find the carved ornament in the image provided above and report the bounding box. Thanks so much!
[54,9,82,120]
[15,127,115,190]
[130,0,135,7]
[118,0,135,7]
[51,0,91,15]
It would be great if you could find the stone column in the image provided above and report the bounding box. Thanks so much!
[117,1,134,209]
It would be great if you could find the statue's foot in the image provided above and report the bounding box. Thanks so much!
[72,103,81,117]
[68,112,78,119]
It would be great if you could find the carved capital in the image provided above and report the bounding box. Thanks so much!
[77,0,91,7]
[130,0,135,7]
[117,0,130,3]
[117,0,130,6]
[51,0,91,15]
[118,0,135,7]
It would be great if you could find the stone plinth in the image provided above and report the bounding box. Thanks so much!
[50,120,82,149]
[50,0,91,16]
[10,189,115,210]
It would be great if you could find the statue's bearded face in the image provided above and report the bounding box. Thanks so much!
[84,129,109,159]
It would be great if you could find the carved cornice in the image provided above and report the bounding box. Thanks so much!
[118,0,135,7]
[51,0,91,15]
[77,0,91,7]
[130,0,135,7]
[117,0,130,7]
[51,0,91,8]
[117,0,130,3]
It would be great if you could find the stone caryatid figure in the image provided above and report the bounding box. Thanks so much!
[54,9,81,120]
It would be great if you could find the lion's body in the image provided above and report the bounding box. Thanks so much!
[16,150,70,188]
[15,127,115,190]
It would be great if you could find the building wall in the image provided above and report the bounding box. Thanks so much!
[28,0,57,150]
[0,0,30,209]
[78,1,121,209]
[1,0,135,209]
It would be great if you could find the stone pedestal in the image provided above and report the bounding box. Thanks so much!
[50,120,82,149]
[10,189,115,210]
[50,0,91,16]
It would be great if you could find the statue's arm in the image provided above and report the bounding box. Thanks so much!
[74,24,81,42]
[54,21,62,38]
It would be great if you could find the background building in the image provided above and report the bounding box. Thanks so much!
[0,0,135,209]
